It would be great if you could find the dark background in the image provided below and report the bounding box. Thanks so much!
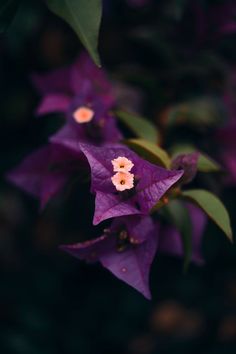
[0,0,236,353]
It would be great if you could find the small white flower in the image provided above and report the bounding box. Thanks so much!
[111,156,134,172]
[111,172,134,192]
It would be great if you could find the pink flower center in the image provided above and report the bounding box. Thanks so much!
[73,106,94,124]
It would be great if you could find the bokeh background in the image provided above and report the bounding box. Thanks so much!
[1,0,236,353]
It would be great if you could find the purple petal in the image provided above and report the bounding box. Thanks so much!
[51,114,121,146]
[115,215,156,244]
[159,203,206,264]
[40,173,69,209]
[36,94,71,116]
[171,152,199,185]
[31,66,72,95]
[7,146,50,199]
[61,234,113,263]
[100,233,158,299]
[7,144,83,208]
[135,161,184,213]
[93,191,141,225]
[70,53,113,96]
[50,125,83,145]
[61,215,159,298]
[99,114,123,143]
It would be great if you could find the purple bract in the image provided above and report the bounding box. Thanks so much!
[171,152,199,185]
[79,143,183,225]
[61,215,158,299]
[32,53,121,146]
[6,143,84,208]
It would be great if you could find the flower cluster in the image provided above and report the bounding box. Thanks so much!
[32,52,121,147]
[111,156,134,192]
[6,53,208,299]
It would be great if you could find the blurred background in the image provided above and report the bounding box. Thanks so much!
[1,0,236,353]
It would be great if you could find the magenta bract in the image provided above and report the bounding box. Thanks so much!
[6,143,84,208]
[32,53,121,146]
[61,215,158,299]
[79,143,184,224]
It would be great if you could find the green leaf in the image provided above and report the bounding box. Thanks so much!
[115,109,159,144]
[167,98,224,128]
[124,138,171,168]
[197,154,221,173]
[170,144,221,173]
[164,199,192,271]
[181,189,233,242]
[0,0,20,33]
[46,0,102,66]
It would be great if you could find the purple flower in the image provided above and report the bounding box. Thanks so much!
[32,52,112,98]
[60,203,205,298]
[159,203,206,265]
[79,143,183,225]
[50,89,122,146]
[171,152,199,185]
[6,143,84,208]
[32,53,121,146]
[61,215,158,299]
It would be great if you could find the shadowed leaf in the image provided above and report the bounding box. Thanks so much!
[116,110,159,143]
[124,139,171,168]
[181,189,233,242]
[170,144,221,172]
[164,199,192,271]
[46,0,102,66]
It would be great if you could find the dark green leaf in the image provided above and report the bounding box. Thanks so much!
[124,138,171,168]
[181,189,233,242]
[46,0,102,66]
[170,144,221,173]
[115,109,159,143]
[165,199,192,271]
[167,98,224,128]
[0,0,20,33]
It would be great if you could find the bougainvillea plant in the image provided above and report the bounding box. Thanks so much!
[3,0,234,299]
[7,50,233,298]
